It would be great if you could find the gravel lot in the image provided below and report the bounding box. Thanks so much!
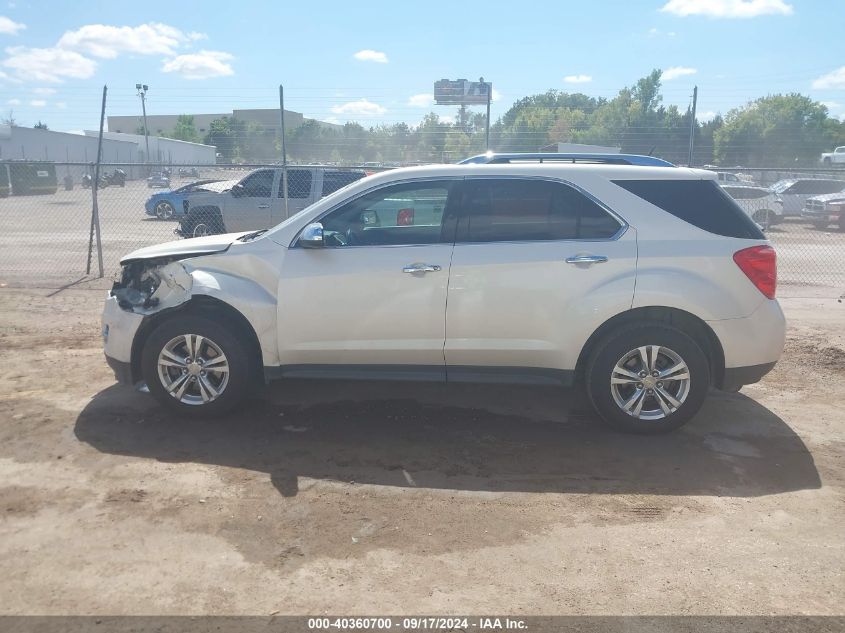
[0,287,843,615]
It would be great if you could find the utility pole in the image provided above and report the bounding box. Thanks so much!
[687,85,698,167]
[481,76,492,152]
[136,83,150,168]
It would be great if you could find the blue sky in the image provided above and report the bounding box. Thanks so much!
[1,0,844,133]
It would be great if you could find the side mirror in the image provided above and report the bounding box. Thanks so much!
[299,222,324,248]
[231,183,245,198]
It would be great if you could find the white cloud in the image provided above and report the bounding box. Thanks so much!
[663,65,698,80]
[812,67,845,90]
[660,0,793,18]
[648,27,676,37]
[821,101,841,111]
[564,74,592,84]
[492,88,502,102]
[331,98,387,117]
[56,101,66,109]
[0,15,24,34]
[2,46,97,82]
[7,97,20,105]
[32,87,56,95]
[408,93,433,107]
[697,110,717,122]
[161,50,234,79]
[57,23,204,58]
[29,99,45,106]
[186,31,207,41]
[353,49,388,63]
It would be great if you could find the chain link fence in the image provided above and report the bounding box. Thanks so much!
[0,160,843,296]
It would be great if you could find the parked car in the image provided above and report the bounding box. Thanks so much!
[721,184,783,229]
[147,172,171,189]
[768,178,845,217]
[176,167,367,237]
[801,191,845,230]
[820,146,845,165]
[103,156,784,434]
[178,167,201,178]
[144,179,229,220]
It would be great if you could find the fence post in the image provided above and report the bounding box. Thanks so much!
[86,85,107,278]
[279,84,289,218]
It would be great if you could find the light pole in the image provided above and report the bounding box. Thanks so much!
[135,83,150,167]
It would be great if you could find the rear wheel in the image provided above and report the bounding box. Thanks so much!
[812,221,829,230]
[141,314,253,416]
[585,323,710,434]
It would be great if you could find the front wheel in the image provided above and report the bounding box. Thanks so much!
[141,314,253,416]
[752,209,771,230]
[155,200,175,220]
[585,324,710,434]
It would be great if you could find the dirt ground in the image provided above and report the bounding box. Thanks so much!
[0,287,843,615]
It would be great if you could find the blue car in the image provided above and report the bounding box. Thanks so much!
[144,179,224,220]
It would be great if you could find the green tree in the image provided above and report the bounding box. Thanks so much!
[715,94,840,166]
[169,115,199,143]
[34,120,48,130]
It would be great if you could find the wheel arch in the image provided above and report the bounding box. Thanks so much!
[130,295,264,385]
[574,306,726,388]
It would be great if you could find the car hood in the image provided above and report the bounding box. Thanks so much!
[120,232,251,264]
[806,193,845,203]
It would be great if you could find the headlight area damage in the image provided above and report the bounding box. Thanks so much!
[111,256,200,314]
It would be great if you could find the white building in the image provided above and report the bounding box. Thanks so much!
[83,131,216,164]
[0,124,138,163]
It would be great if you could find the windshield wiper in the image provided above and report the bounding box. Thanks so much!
[238,229,268,242]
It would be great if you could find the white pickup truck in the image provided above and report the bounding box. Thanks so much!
[821,146,845,165]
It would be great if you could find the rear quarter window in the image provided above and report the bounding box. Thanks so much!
[613,179,765,239]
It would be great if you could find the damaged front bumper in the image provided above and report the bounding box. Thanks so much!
[102,295,145,384]
[103,258,196,385]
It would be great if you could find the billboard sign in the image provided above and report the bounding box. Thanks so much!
[434,79,491,105]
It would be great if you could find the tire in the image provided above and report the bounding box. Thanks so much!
[823,158,832,166]
[839,215,845,232]
[812,221,828,230]
[154,200,175,220]
[752,209,771,230]
[585,323,710,434]
[141,314,253,417]
[181,206,224,238]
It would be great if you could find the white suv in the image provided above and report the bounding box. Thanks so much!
[102,155,785,433]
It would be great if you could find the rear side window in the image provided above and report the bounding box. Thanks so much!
[457,178,622,243]
[613,179,764,239]
[322,171,365,196]
[280,169,313,199]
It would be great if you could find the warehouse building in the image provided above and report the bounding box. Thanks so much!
[82,131,216,164]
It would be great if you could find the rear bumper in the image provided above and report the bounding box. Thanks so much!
[706,299,785,387]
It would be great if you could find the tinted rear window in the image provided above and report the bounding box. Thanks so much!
[322,171,365,196]
[613,179,764,239]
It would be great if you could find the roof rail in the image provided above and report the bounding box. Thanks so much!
[458,152,676,167]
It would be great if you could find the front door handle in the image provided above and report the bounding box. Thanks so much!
[257,204,270,209]
[403,263,442,274]
[566,255,608,265]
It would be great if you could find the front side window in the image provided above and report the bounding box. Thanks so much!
[456,178,621,243]
[315,181,455,247]
[239,170,274,197]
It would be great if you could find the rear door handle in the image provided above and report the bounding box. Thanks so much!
[565,255,608,265]
[257,204,270,209]
[403,263,442,274]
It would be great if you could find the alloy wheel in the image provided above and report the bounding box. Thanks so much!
[156,333,230,405]
[610,345,691,420]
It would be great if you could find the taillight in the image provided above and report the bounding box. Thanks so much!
[733,245,777,299]
[397,208,414,226]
